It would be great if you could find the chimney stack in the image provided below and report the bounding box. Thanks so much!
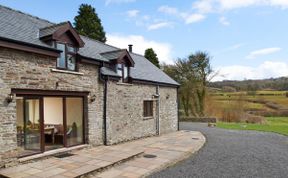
[128,44,133,53]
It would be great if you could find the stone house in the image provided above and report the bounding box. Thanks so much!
[0,5,179,167]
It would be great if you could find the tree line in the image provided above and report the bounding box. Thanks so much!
[209,77,288,91]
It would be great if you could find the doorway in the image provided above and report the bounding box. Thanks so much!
[15,90,87,157]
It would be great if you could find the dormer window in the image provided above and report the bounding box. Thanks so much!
[56,42,77,71]
[39,22,84,72]
[116,64,129,82]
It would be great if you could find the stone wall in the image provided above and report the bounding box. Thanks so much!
[0,47,179,166]
[106,82,178,145]
[0,47,104,167]
[159,87,178,134]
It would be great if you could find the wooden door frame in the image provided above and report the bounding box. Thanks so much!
[22,96,44,154]
[14,88,89,157]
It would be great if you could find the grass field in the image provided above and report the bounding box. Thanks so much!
[217,117,288,136]
[210,90,288,111]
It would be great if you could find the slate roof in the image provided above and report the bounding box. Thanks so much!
[100,67,121,78]
[39,22,68,38]
[0,5,179,86]
[100,49,126,60]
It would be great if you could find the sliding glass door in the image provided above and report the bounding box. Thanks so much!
[17,98,42,157]
[43,97,64,150]
[16,95,85,157]
[66,97,84,146]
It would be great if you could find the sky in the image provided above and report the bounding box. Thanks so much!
[0,0,288,81]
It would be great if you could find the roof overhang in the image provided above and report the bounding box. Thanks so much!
[40,22,85,48]
[0,36,61,57]
[101,49,135,67]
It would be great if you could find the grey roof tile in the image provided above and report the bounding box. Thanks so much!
[100,49,125,60]
[0,5,179,86]
[39,22,68,38]
[100,67,120,77]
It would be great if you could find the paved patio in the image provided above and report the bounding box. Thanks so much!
[0,131,205,178]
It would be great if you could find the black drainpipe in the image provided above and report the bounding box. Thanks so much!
[177,87,180,131]
[103,77,108,145]
[99,63,108,145]
[156,85,160,135]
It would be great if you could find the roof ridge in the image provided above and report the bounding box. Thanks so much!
[100,49,125,54]
[129,51,146,58]
[40,21,69,30]
[80,35,120,50]
[0,4,55,25]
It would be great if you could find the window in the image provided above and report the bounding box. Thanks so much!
[56,42,77,71]
[123,66,128,79]
[116,64,129,82]
[116,64,123,77]
[143,101,153,117]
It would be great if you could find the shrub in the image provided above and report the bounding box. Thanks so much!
[244,114,266,124]
[220,108,242,122]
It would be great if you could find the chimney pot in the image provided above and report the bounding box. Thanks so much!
[128,44,133,52]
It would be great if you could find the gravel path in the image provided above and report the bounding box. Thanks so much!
[150,122,288,178]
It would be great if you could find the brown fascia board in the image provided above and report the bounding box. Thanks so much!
[119,49,135,67]
[0,36,61,57]
[52,22,85,48]
[11,88,89,96]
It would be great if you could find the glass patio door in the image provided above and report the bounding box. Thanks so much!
[16,93,86,157]
[17,98,43,157]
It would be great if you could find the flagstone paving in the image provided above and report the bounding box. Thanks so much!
[0,131,205,178]
[88,130,205,178]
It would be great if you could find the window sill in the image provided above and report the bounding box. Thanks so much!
[51,69,84,75]
[143,116,154,120]
[116,82,133,86]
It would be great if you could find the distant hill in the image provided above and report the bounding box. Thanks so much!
[209,77,288,91]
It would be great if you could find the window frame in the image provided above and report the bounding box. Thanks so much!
[143,100,154,117]
[116,63,130,83]
[55,42,78,72]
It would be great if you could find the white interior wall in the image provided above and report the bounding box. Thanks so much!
[44,97,63,125]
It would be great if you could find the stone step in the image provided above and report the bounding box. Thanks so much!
[76,151,144,178]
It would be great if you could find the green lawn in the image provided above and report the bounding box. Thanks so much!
[217,117,288,136]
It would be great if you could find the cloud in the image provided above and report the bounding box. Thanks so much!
[219,16,230,26]
[147,22,173,30]
[183,13,206,24]
[158,5,207,24]
[213,61,288,81]
[105,0,136,5]
[270,0,288,9]
[158,5,178,15]
[127,10,139,17]
[106,34,174,64]
[246,47,281,59]
[229,43,244,50]
[193,0,214,13]
[191,0,288,12]
[218,0,262,10]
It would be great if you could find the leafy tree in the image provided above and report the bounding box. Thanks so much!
[163,51,213,117]
[189,51,212,116]
[144,48,160,68]
[74,4,106,42]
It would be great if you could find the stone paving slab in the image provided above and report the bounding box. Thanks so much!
[0,146,144,178]
[0,130,205,178]
[88,130,206,178]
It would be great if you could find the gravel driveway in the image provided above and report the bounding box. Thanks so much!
[150,122,288,178]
